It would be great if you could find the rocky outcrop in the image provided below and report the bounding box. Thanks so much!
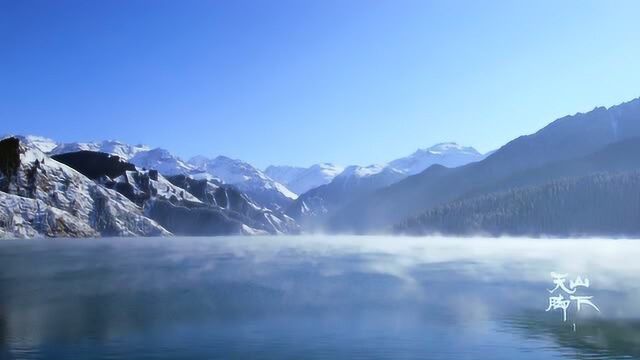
[187,155,297,211]
[52,151,136,180]
[167,175,299,234]
[0,137,169,238]
[0,192,98,238]
[145,199,264,236]
[49,150,298,236]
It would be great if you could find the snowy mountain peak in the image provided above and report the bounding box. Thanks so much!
[192,155,273,183]
[1,134,58,153]
[309,163,343,172]
[128,148,196,175]
[389,142,485,175]
[51,140,150,160]
[422,142,481,155]
[266,163,345,195]
[187,155,297,209]
[337,164,393,178]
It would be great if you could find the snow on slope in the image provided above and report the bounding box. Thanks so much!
[129,148,196,176]
[52,140,150,160]
[270,142,481,196]
[193,156,296,198]
[0,137,169,238]
[336,164,390,178]
[164,175,299,234]
[287,142,483,223]
[188,155,296,210]
[1,135,58,153]
[266,163,344,195]
[287,164,406,222]
[50,138,196,177]
[388,142,485,175]
[0,192,98,238]
[113,170,203,205]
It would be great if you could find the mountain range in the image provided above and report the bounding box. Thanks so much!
[395,137,640,236]
[2,96,640,238]
[0,133,485,238]
[0,140,298,238]
[330,98,640,235]
[286,143,487,227]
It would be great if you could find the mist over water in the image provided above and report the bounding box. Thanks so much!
[1,236,639,359]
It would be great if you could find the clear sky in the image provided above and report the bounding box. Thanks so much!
[2,0,640,168]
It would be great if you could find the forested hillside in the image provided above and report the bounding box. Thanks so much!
[396,172,640,237]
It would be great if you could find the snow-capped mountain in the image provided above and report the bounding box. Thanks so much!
[0,137,169,238]
[265,163,344,195]
[2,135,58,153]
[49,139,196,177]
[50,150,298,235]
[166,175,298,234]
[269,142,482,198]
[11,135,298,213]
[2,135,485,234]
[286,142,483,227]
[388,142,485,175]
[335,164,392,179]
[287,164,405,224]
[188,155,297,210]
[129,148,196,176]
[51,140,150,160]
[187,155,214,170]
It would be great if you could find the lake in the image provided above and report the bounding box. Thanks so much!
[1,236,639,359]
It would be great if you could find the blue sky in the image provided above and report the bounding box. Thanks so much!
[2,0,640,168]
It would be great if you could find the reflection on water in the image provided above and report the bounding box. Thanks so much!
[506,313,640,359]
[0,236,639,359]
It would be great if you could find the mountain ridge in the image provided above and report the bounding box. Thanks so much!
[3,96,640,238]
[327,97,640,233]
[286,141,487,228]
[187,155,297,211]
[265,163,344,195]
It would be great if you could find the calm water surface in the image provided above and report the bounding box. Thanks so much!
[1,236,640,359]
